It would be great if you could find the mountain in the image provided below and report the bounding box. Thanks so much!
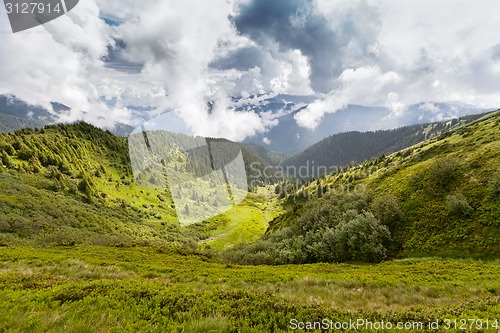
[2,93,492,154]
[242,95,492,154]
[0,113,46,132]
[243,143,289,165]
[281,112,489,178]
[0,94,58,122]
[0,122,281,246]
[0,94,134,137]
[223,110,500,264]
[0,122,190,247]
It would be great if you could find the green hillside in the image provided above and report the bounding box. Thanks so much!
[1,116,500,332]
[226,110,500,264]
[281,112,487,177]
[0,122,278,248]
[1,246,500,332]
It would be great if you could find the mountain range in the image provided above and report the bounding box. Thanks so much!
[280,112,489,177]
[0,94,134,137]
[1,109,498,259]
[242,95,493,154]
[1,94,493,156]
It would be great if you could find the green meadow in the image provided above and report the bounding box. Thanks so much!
[0,112,499,332]
[1,246,499,332]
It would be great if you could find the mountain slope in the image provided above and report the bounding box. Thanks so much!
[224,110,500,264]
[0,113,46,132]
[0,123,193,247]
[281,112,489,177]
[0,94,58,122]
[0,122,279,247]
[0,94,134,136]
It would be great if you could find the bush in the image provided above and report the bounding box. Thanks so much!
[222,193,391,265]
[490,172,500,196]
[370,194,404,226]
[331,211,391,262]
[1,152,12,168]
[428,157,460,189]
[446,192,473,216]
[17,143,34,161]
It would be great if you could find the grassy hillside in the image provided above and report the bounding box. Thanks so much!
[231,110,500,263]
[1,116,500,332]
[281,112,487,177]
[0,122,278,248]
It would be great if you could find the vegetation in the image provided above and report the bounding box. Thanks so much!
[221,192,391,265]
[1,246,499,332]
[446,192,473,216]
[0,122,277,249]
[490,171,500,196]
[281,112,487,177]
[1,111,500,331]
[268,110,500,259]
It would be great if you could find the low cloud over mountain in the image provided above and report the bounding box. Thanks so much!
[1,0,499,141]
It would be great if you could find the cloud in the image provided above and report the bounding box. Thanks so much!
[110,0,279,140]
[0,0,138,128]
[233,0,381,93]
[294,93,347,129]
[285,0,500,128]
[294,66,400,128]
[0,1,107,108]
[1,0,500,137]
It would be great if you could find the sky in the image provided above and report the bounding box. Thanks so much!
[1,0,500,140]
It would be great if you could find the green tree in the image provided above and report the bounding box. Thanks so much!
[17,142,33,161]
[490,172,500,196]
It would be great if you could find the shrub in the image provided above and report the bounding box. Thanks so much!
[446,192,473,216]
[490,172,500,196]
[1,152,12,168]
[221,197,391,265]
[17,143,34,161]
[332,211,391,262]
[428,157,460,189]
[370,194,404,226]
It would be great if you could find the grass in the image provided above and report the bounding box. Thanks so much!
[276,110,500,259]
[1,246,499,332]
[1,115,500,331]
[202,189,283,249]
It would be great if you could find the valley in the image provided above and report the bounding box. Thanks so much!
[0,110,499,332]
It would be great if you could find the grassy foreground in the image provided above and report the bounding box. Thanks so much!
[1,246,499,332]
